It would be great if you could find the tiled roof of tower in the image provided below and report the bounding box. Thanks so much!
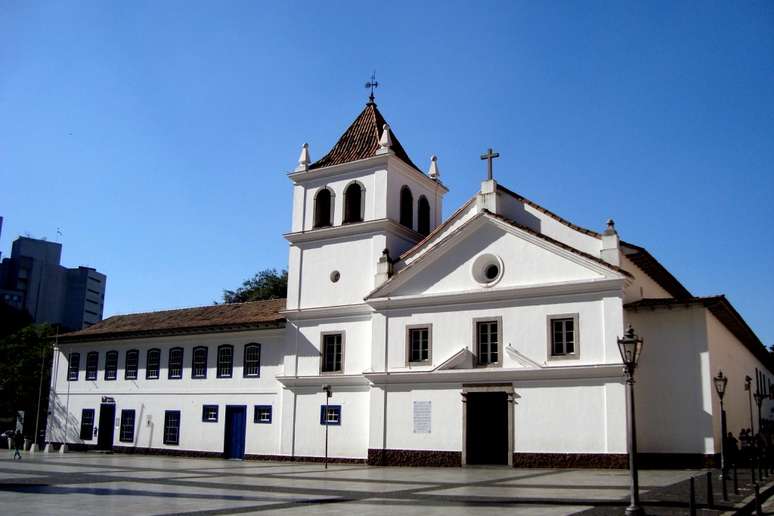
[309,102,422,172]
[59,298,286,342]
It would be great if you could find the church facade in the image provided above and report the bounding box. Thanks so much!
[47,99,772,467]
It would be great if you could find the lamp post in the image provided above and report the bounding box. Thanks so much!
[618,324,644,516]
[745,376,754,433]
[754,392,764,436]
[713,370,729,500]
[322,384,332,470]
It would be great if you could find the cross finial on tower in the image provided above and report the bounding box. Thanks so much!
[480,147,500,181]
[365,71,379,104]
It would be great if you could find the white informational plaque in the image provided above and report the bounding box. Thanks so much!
[413,401,431,434]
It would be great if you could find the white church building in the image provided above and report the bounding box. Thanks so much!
[47,98,772,468]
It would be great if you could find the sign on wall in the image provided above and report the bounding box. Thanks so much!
[413,401,431,434]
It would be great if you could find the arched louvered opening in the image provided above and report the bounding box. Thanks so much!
[418,195,431,236]
[343,182,364,223]
[399,186,413,229]
[314,188,333,228]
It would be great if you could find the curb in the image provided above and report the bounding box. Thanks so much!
[721,478,774,516]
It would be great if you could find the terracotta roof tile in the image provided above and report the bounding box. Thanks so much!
[310,102,421,172]
[60,298,286,342]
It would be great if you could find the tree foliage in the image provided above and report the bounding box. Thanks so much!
[0,324,54,438]
[221,268,288,304]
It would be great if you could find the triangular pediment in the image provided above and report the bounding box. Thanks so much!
[368,213,626,300]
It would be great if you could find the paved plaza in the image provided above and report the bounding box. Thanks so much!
[0,452,730,515]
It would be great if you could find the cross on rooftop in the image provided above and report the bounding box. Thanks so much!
[365,72,379,103]
[480,147,500,181]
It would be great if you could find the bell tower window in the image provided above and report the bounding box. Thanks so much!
[417,195,430,236]
[343,182,364,223]
[400,186,413,229]
[314,188,333,228]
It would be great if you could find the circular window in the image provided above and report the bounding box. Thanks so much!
[330,270,340,283]
[471,254,504,287]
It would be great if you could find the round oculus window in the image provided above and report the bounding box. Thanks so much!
[330,270,340,283]
[471,254,504,287]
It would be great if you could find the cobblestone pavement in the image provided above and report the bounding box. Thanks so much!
[0,451,718,515]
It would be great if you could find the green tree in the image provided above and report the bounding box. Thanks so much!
[220,268,287,304]
[0,324,54,439]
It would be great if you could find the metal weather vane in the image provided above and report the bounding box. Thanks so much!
[365,71,379,103]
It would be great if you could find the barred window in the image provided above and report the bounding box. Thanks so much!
[244,343,261,378]
[551,317,577,356]
[85,351,98,381]
[146,349,160,379]
[192,346,208,379]
[408,327,431,363]
[119,410,135,443]
[67,353,80,381]
[476,320,499,366]
[79,408,94,440]
[104,351,118,380]
[168,348,183,379]
[217,345,233,378]
[321,333,343,373]
[163,410,180,445]
[125,350,139,380]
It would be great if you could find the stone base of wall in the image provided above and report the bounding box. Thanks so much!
[513,453,628,469]
[367,448,462,467]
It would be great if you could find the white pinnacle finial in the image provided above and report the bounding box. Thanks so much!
[378,124,392,151]
[295,143,310,172]
[428,155,440,180]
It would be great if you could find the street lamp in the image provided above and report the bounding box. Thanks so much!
[618,324,644,516]
[713,370,729,499]
[322,384,332,470]
[745,376,754,433]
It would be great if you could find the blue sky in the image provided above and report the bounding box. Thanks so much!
[1,1,772,343]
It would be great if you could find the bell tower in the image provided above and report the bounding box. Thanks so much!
[284,100,447,310]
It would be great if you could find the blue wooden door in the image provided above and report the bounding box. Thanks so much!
[224,405,246,459]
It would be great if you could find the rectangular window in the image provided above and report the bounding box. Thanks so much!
[79,409,95,440]
[168,348,183,379]
[476,320,500,366]
[320,405,341,426]
[321,333,343,373]
[550,316,577,356]
[146,349,160,379]
[67,353,80,381]
[192,347,208,379]
[217,345,233,378]
[243,344,261,377]
[163,410,181,445]
[104,351,118,380]
[254,405,272,424]
[85,352,98,381]
[408,326,431,363]
[202,405,219,422]
[125,350,139,380]
[119,409,135,443]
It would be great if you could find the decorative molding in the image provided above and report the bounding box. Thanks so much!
[284,218,423,245]
[364,363,623,385]
[282,303,374,322]
[366,278,625,310]
[275,374,370,388]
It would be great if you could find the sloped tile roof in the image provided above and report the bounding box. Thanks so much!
[60,298,286,342]
[310,102,421,172]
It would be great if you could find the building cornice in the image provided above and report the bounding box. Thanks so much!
[284,218,423,245]
[276,374,371,388]
[57,322,285,344]
[364,363,624,385]
[366,278,625,311]
[282,303,374,322]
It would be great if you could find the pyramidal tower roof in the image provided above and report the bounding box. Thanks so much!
[310,102,421,172]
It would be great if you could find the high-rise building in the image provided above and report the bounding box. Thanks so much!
[0,236,106,331]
